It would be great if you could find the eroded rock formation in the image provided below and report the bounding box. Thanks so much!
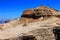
[0,6,60,40]
[20,6,60,24]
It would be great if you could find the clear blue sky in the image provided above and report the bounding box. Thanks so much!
[0,0,60,19]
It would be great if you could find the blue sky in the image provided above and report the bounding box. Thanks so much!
[0,0,60,19]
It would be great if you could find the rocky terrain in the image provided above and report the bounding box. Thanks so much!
[0,6,60,40]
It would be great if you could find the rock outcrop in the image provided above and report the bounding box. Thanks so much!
[21,6,60,24]
[0,6,60,40]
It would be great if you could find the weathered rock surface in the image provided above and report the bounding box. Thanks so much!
[0,6,60,40]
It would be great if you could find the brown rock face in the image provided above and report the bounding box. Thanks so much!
[22,9,33,15]
[21,6,60,19]
[21,9,33,18]
[21,6,60,24]
[33,6,59,16]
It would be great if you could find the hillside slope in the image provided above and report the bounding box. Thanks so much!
[0,6,60,40]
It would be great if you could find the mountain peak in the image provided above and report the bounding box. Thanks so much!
[21,6,60,19]
[36,6,59,12]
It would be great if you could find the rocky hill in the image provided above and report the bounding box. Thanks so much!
[0,6,60,40]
